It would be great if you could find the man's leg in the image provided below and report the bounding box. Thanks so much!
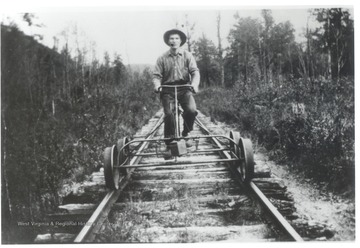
[179,91,198,137]
[161,93,175,145]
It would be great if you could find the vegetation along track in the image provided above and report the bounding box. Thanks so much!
[35,111,314,243]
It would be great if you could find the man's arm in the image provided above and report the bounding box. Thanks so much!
[188,54,200,93]
[152,57,163,92]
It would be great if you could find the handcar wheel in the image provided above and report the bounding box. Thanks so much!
[239,138,254,182]
[103,145,119,189]
[117,137,130,176]
[229,131,241,157]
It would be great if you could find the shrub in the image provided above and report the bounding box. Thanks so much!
[1,24,160,243]
[197,77,354,194]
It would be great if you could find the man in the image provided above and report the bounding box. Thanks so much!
[153,28,200,151]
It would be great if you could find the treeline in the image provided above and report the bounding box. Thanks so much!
[194,9,354,194]
[194,8,353,87]
[1,24,158,243]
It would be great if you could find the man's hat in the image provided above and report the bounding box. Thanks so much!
[163,29,187,47]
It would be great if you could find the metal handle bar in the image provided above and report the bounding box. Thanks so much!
[158,85,193,138]
[159,85,193,89]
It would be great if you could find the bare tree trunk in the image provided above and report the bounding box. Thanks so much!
[336,36,340,80]
[2,117,13,225]
[288,43,294,76]
[327,9,332,79]
[52,36,59,51]
[335,13,345,81]
[305,10,314,78]
[327,49,332,79]
[220,60,225,87]
[278,55,282,83]
[336,38,345,82]
[298,45,308,78]
[63,43,70,100]
[264,42,269,84]
[216,12,225,87]
[308,36,315,78]
[306,26,311,78]
[244,42,248,84]
[52,100,55,116]
[184,14,195,53]
[258,28,264,82]
[237,44,242,83]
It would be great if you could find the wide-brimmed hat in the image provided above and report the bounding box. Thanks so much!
[163,29,187,47]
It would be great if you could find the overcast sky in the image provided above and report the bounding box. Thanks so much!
[1,2,355,65]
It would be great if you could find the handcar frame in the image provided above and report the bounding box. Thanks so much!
[103,85,254,189]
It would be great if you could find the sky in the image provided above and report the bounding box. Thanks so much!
[0,1,356,66]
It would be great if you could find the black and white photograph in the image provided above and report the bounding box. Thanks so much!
[1,0,356,245]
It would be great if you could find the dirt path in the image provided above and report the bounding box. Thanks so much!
[261,152,355,241]
[208,118,355,241]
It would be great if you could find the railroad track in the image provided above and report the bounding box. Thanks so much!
[35,111,308,243]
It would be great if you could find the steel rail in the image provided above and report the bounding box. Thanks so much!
[194,117,303,242]
[74,115,164,243]
[127,148,230,157]
[249,182,304,241]
[121,134,238,146]
[74,113,302,242]
[118,157,239,168]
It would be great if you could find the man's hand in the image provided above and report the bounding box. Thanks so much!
[154,83,161,93]
[191,85,199,94]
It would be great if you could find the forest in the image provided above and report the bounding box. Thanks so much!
[1,8,354,243]
[194,9,354,191]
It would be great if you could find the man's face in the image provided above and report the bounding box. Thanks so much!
[168,34,182,49]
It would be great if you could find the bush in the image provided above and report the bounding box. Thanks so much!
[1,24,159,243]
[197,77,354,194]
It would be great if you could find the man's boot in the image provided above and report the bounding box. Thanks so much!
[182,131,193,148]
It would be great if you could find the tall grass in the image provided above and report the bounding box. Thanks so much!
[196,78,354,194]
[1,24,160,243]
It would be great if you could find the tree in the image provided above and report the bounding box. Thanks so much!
[194,33,219,87]
[113,53,127,85]
[184,14,196,53]
[216,12,225,87]
[176,14,196,53]
[261,9,275,84]
[22,13,35,26]
[268,21,296,81]
[1,23,160,243]
[312,8,354,79]
[228,15,262,85]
